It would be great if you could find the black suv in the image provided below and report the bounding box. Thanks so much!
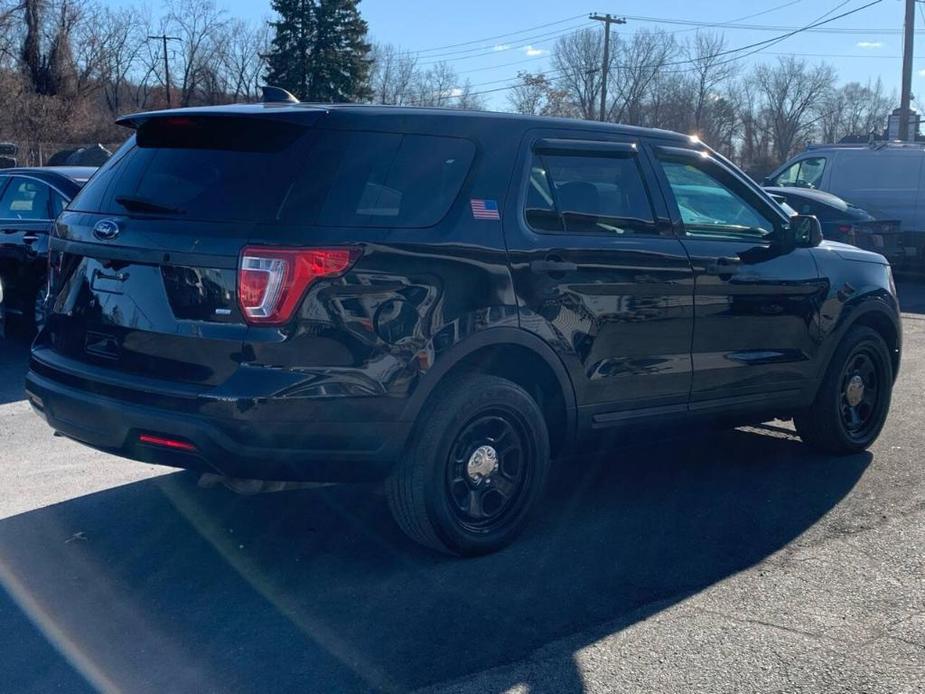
[25,102,901,555]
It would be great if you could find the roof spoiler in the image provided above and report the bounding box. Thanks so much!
[262,86,300,104]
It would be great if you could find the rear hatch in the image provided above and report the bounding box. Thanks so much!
[39,113,322,388]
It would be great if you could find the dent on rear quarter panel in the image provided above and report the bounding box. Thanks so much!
[241,116,524,418]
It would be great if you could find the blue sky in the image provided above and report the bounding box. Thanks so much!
[149,0,925,109]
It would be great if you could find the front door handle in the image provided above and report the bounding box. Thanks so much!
[22,233,39,244]
[703,256,741,276]
[531,257,578,274]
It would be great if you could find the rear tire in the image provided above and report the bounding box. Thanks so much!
[794,326,893,454]
[387,373,550,556]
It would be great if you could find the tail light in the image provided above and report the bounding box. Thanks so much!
[138,433,198,452]
[238,247,358,325]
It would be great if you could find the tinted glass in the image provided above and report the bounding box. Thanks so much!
[71,119,474,228]
[281,132,474,227]
[0,177,51,220]
[661,160,774,239]
[525,151,656,235]
[70,119,309,222]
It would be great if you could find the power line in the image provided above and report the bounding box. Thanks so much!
[409,14,589,55]
[415,21,594,65]
[621,11,912,35]
[446,0,886,102]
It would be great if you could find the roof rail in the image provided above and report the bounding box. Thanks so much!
[806,140,925,151]
[261,86,300,104]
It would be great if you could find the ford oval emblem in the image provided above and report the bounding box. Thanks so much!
[92,219,120,241]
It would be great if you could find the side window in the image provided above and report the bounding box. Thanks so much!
[524,149,657,235]
[799,157,826,188]
[775,162,802,186]
[659,159,775,240]
[0,177,52,220]
[281,131,475,228]
[776,157,826,188]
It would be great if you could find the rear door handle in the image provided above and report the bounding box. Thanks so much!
[530,258,578,274]
[703,256,741,275]
[22,233,39,244]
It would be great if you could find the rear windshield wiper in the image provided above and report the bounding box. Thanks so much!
[115,196,185,216]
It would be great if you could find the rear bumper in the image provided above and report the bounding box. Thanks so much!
[25,352,412,482]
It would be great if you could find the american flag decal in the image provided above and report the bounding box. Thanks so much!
[470,198,500,220]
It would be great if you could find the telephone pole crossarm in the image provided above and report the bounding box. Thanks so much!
[147,34,182,107]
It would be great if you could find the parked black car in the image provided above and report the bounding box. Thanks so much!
[0,166,95,336]
[25,102,901,555]
[765,186,902,260]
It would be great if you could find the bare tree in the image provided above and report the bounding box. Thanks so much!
[816,79,893,143]
[413,60,455,106]
[90,5,145,115]
[213,17,267,102]
[551,28,607,120]
[684,31,738,135]
[507,71,571,117]
[162,0,227,107]
[368,42,417,105]
[754,56,835,162]
[609,28,676,125]
[453,79,485,110]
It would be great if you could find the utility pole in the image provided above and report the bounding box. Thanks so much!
[898,0,916,141]
[590,13,626,122]
[147,34,181,107]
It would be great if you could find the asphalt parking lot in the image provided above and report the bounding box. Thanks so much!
[0,285,923,694]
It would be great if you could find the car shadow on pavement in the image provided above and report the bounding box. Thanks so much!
[897,277,925,314]
[0,338,29,405]
[0,426,870,693]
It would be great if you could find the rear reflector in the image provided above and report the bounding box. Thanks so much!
[138,434,198,452]
[238,247,358,325]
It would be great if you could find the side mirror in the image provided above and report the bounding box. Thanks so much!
[785,214,823,248]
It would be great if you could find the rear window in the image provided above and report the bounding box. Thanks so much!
[69,117,474,228]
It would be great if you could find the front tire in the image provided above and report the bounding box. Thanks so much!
[794,326,893,454]
[387,373,550,556]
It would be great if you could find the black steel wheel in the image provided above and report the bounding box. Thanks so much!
[446,412,533,534]
[795,326,893,454]
[387,372,550,555]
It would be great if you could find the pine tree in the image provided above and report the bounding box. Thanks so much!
[265,0,371,103]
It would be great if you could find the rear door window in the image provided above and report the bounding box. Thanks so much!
[525,150,657,235]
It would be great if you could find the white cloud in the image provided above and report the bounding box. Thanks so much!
[523,45,545,57]
[856,41,883,49]
[448,87,464,98]
[493,44,510,51]
[918,68,925,77]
